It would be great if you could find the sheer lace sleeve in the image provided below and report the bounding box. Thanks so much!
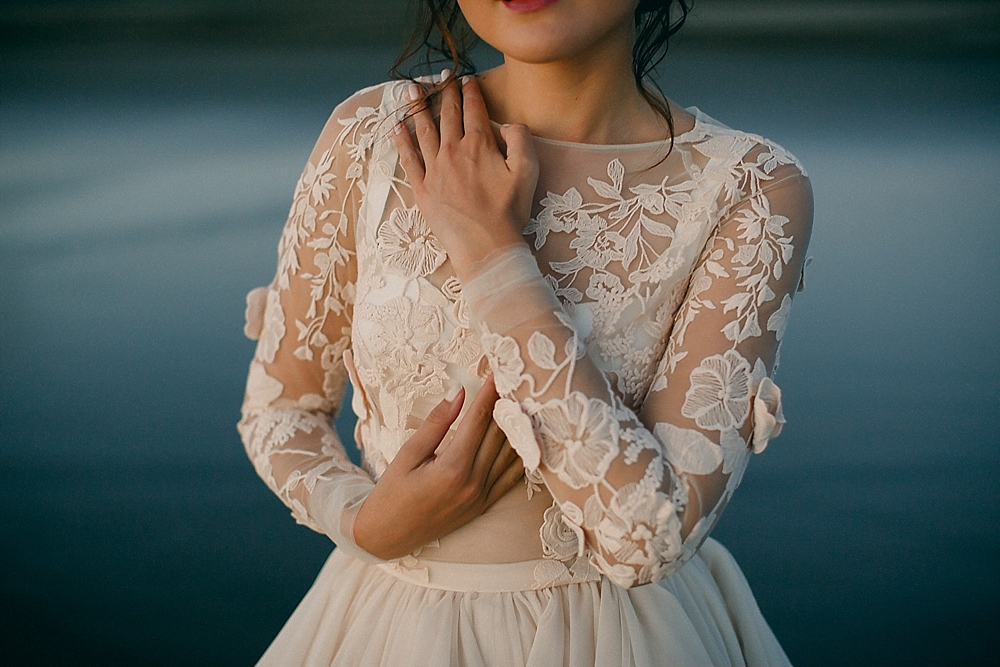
[463,143,813,587]
[237,87,386,563]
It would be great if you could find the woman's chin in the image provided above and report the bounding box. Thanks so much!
[460,0,636,66]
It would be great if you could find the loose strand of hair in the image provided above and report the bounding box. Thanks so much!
[389,0,477,124]
[389,0,693,162]
[635,0,694,164]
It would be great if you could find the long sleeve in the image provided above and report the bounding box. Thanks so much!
[464,141,813,587]
[237,89,386,563]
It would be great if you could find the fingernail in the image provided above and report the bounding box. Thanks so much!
[461,75,472,85]
[444,384,462,403]
[441,68,452,81]
[407,83,422,102]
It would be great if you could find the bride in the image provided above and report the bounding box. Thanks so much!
[239,0,813,664]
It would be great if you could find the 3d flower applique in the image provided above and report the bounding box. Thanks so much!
[244,286,268,340]
[480,332,526,394]
[681,349,752,431]
[439,275,463,300]
[539,503,583,560]
[258,289,287,364]
[376,206,446,277]
[591,483,682,568]
[534,392,619,489]
[750,376,785,453]
[492,398,540,471]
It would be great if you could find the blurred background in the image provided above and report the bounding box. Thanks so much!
[1,1,998,665]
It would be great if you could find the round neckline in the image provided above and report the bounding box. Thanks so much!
[491,107,703,151]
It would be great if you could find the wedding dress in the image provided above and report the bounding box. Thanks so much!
[238,77,812,666]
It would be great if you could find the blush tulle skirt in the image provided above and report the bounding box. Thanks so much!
[256,537,792,667]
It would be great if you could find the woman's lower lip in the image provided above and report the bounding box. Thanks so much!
[502,0,560,14]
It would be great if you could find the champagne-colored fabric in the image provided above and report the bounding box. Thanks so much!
[257,539,790,667]
[239,78,811,665]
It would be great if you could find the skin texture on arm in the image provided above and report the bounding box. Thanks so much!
[395,75,813,587]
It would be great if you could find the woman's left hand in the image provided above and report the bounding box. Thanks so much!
[393,73,539,280]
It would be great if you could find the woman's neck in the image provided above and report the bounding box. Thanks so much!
[476,34,677,146]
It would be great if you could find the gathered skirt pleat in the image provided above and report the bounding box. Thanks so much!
[256,537,791,667]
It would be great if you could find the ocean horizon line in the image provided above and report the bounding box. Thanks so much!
[2,0,998,54]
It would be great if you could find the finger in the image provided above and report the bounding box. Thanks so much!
[470,418,507,480]
[499,123,538,175]
[492,122,508,157]
[407,82,440,161]
[483,438,520,488]
[393,385,464,469]
[438,69,464,145]
[393,120,425,183]
[461,76,495,145]
[484,456,526,507]
[436,374,499,468]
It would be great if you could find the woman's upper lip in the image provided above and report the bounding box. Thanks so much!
[501,0,561,14]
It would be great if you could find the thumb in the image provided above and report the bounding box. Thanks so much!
[500,124,538,175]
[392,385,465,470]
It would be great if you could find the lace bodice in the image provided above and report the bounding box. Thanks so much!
[239,79,813,588]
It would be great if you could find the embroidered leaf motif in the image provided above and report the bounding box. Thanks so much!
[654,422,723,475]
[588,176,623,201]
[528,332,559,370]
[608,159,625,192]
[639,214,674,238]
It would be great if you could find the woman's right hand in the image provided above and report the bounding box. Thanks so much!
[352,374,526,560]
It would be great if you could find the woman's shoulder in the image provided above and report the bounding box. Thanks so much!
[306,81,406,167]
[681,107,808,180]
[678,108,812,225]
[328,78,437,126]
[690,108,808,179]
[329,81,401,118]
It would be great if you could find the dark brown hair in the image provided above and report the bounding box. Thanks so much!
[390,1,693,146]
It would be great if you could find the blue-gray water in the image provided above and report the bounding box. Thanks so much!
[1,44,998,665]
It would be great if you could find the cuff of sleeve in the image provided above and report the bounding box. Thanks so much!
[463,245,563,332]
[307,477,386,564]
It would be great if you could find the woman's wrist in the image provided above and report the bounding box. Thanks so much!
[351,490,427,561]
[462,244,562,331]
[351,498,395,560]
[447,232,527,283]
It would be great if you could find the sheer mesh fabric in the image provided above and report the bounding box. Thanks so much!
[239,80,813,587]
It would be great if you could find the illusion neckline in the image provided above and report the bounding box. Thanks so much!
[491,107,704,151]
